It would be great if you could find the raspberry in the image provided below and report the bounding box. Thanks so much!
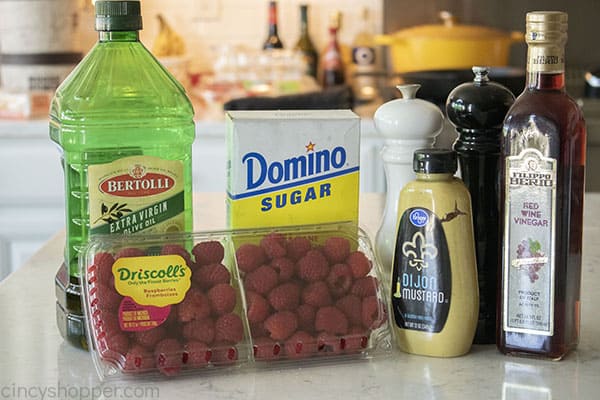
[268,282,301,311]
[160,244,193,267]
[193,263,231,290]
[351,276,378,298]
[236,243,267,273]
[123,344,155,373]
[183,340,210,368]
[245,291,271,324]
[296,304,316,333]
[323,236,351,264]
[270,257,295,282]
[192,241,225,266]
[260,232,287,260]
[154,338,183,376]
[93,252,115,285]
[326,263,353,297]
[343,326,369,353]
[115,247,145,259]
[335,294,363,326]
[286,236,312,261]
[317,332,344,355]
[362,296,386,330]
[182,319,215,344]
[315,306,349,335]
[94,282,122,311]
[215,313,244,344]
[133,326,167,348]
[253,336,282,361]
[101,332,129,359]
[302,281,332,307]
[346,251,372,278]
[249,321,269,338]
[207,283,237,316]
[94,312,121,338]
[297,250,329,282]
[264,311,298,340]
[244,265,278,295]
[210,342,238,365]
[285,331,317,359]
[177,288,211,322]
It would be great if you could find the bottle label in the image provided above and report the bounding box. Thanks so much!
[88,155,185,235]
[352,46,376,66]
[503,148,556,336]
[391,207,452,333]
[527,45,564,74]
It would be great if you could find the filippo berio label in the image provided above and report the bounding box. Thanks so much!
[88,155,185,235]
[226,110,360,229]
[391,208,451,333]
[503,148,557,335]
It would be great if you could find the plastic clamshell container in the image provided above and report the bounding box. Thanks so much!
[81,222,393,381]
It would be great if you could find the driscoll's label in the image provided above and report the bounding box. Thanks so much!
[392,207,451,333]
[88,155,185,235]
[503,148,556,336]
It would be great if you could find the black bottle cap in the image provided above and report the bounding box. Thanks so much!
[413,148,457,174]
[95,1,142,32]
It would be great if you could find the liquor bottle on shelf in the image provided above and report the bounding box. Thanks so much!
[497,11,586,360]
[319,11,345,88]
[263,0,284,50]
[351,8,378,102]
[294,4,318,79]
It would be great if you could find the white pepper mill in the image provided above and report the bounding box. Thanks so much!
[373,84,444,279]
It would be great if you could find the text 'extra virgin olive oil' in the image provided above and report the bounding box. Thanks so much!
[50,1,195,348]
[391,149,479,357]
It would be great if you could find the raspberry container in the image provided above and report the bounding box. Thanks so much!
[81,222,393,380]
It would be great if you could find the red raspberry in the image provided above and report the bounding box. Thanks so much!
[286,236,312,261]
[123,344,155,373]
[215,313,244,344]
[160,244,193,267]
[316,332,344,355]
[93,252,115,285]
[323,236,351,264]
[182,319,215,344]
[253,336,282,361]
[94,282,122,311]
[210,342,238,365]
[115,247,145,259]
[249,321,269,338]
[285,331,318,359]
[100,332,129,359]
[351,276,378,298]
[302,281,332,307]
[133,326,167,348]
[94,312,121,338]
[244,265,278,295]
[245,291,271,324]
[362,295,386,330]
[183,340,210,368]
[315,306,349,335]
[264,311,298,341]
[335,294,363,326]
[260,232,287,260]
[193,263,231,290]
[326,263,353,297]
[270,257,295,282]
[268,282,301,311]
[296,304,316,333]
[346,251,372,278]
[154,338,183,376]
[236,243,267,273]
[297,250,329,282]
[177,288,211,322]
[207,283,237,316]
[343,326,369,353]
[192,241,225,266]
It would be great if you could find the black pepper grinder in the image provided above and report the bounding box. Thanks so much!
[446,66,515,344]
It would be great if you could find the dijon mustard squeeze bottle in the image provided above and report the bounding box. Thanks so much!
[391,149,478,357]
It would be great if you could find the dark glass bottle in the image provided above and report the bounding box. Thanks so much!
[263,1,284,50]
[294,4,318,79]
[319,11,345,88]
[497,12,586,360]
[446,66,515,344]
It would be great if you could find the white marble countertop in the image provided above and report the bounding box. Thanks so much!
[1,193,599,400]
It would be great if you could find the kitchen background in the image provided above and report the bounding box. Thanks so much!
[0,0,598,280]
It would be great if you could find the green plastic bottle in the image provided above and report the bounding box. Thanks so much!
[51,0,195,349]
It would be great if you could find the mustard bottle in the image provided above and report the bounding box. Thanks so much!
[391,149,478,357]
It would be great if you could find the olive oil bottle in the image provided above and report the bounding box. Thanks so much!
[51,1,195,348]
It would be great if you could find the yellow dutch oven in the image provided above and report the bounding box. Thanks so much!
[376,12,524,73]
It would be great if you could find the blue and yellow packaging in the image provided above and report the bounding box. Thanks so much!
[226,110,360,229]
